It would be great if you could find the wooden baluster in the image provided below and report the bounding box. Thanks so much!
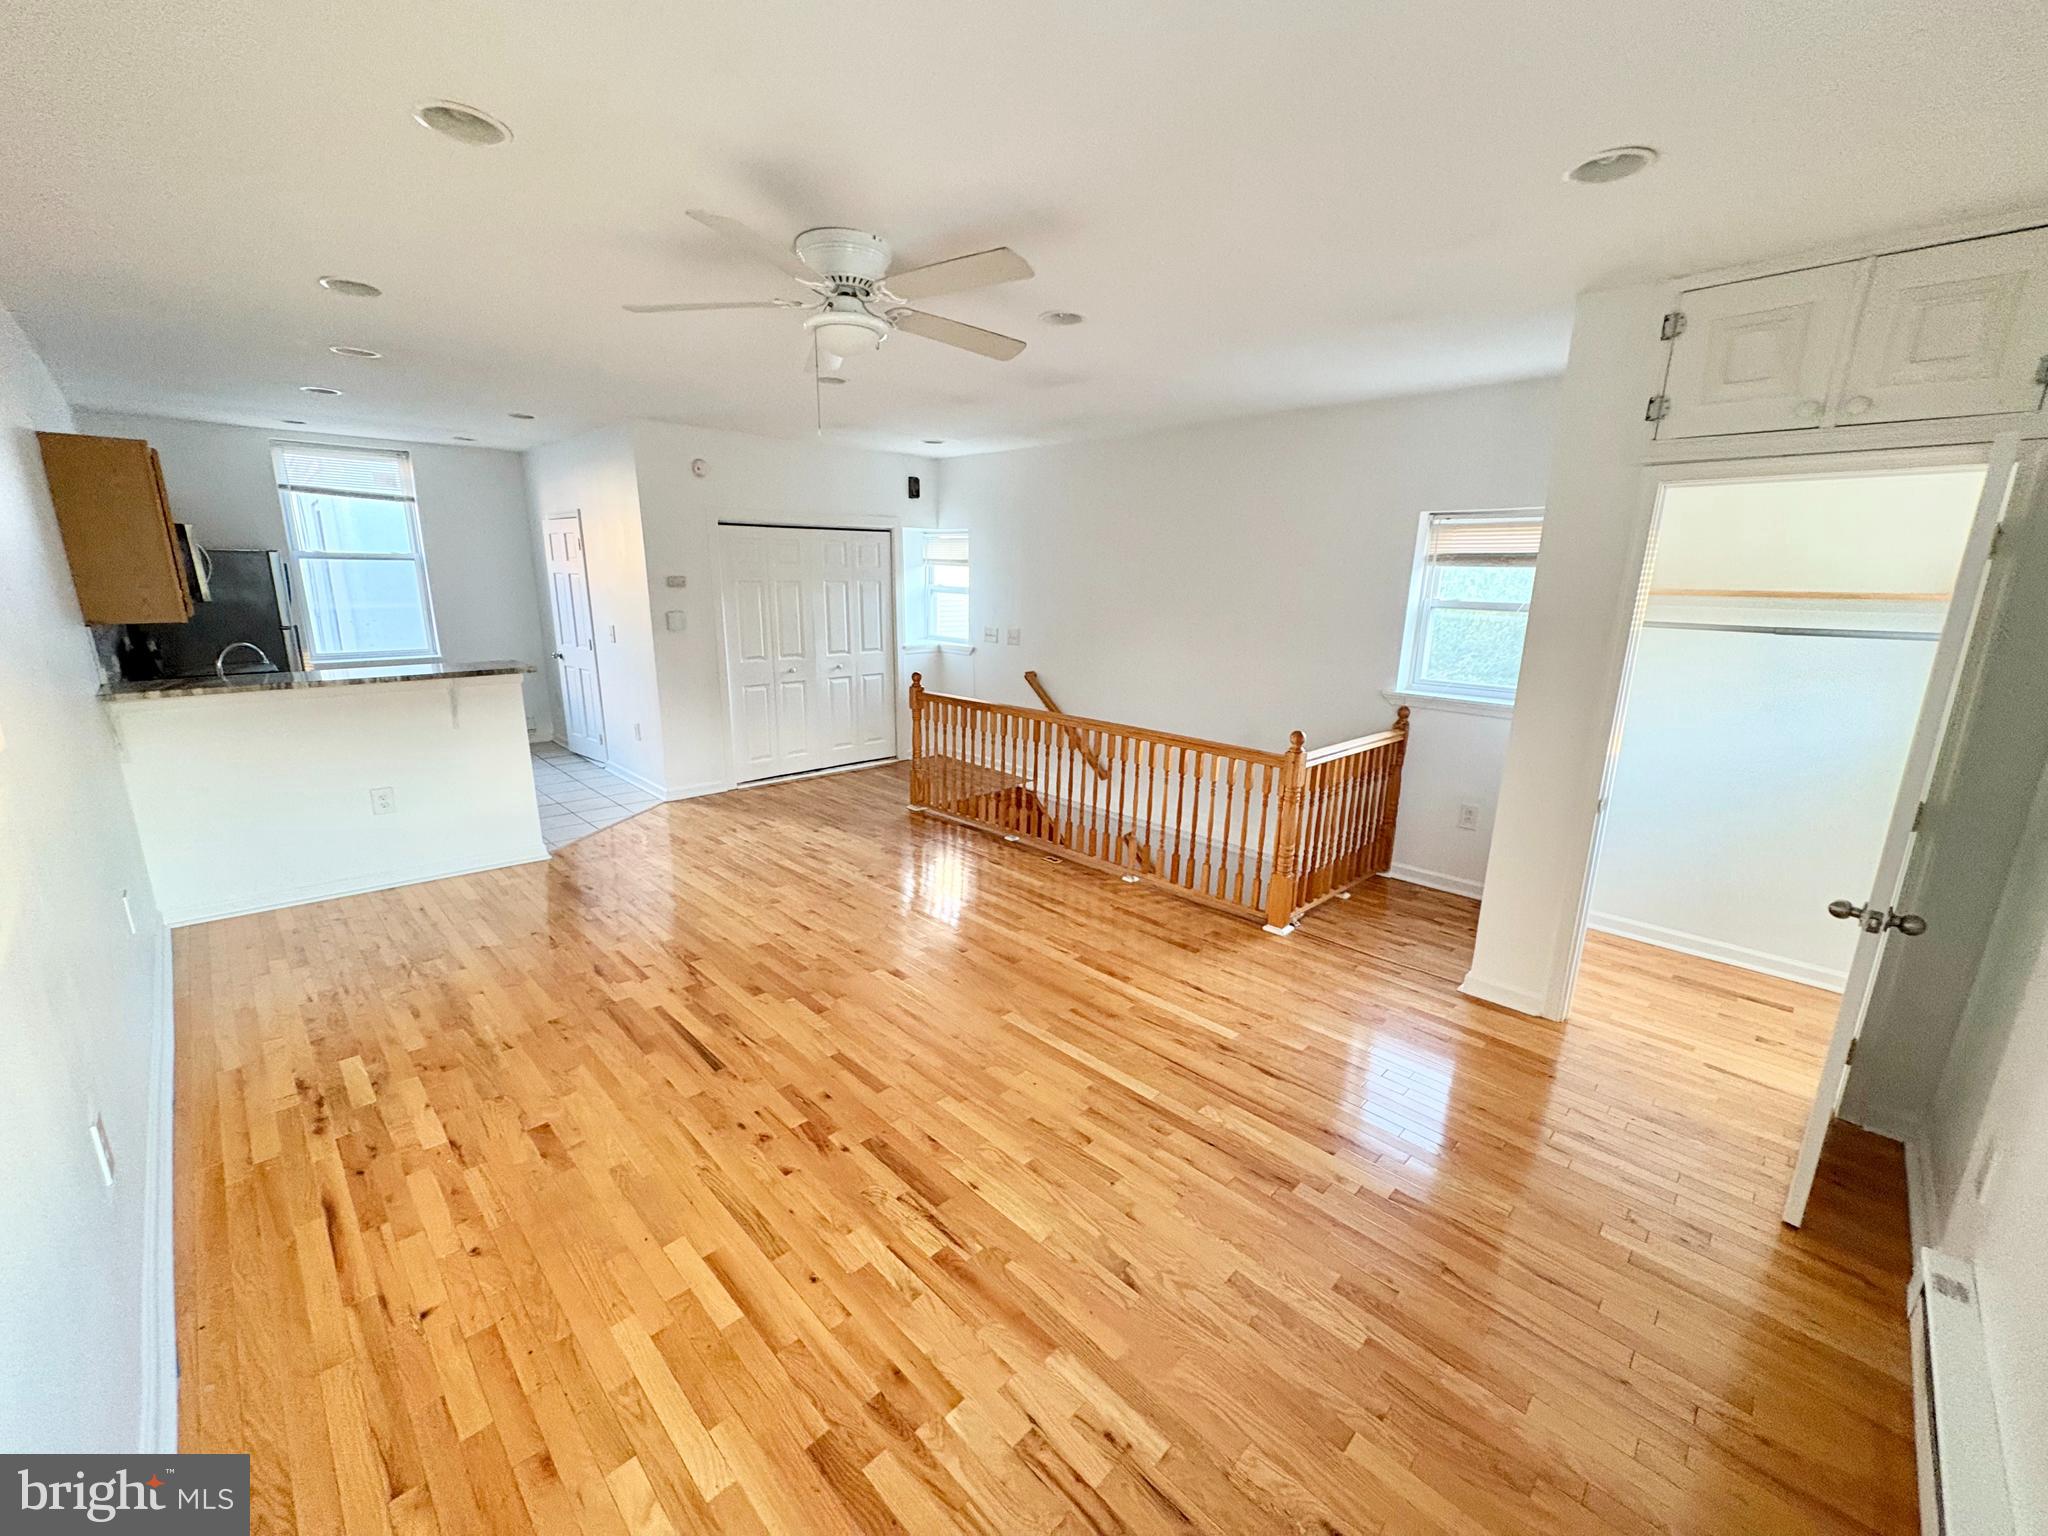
[1264,732,1306,931]
[1249,762,1271,908]
[1299,761,1325,902]
[1231,757,1253,907]
[1213,756,1236,901]
[1200,751,1221,894]
[1377,709,1409,871]
[1037,714,1052,839]
[1165,747,1185,885]
[1056,711,1074,847]
[908,673,925,806]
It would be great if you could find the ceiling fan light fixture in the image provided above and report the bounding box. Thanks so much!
[1565,146,1659,184]
[318,276,382,298]
[1039,311,1085,326]
[329,345,382,358]
[298,385,343,396]
[805,309,890,357]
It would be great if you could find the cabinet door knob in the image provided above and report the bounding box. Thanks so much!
[1842,394,1874,416]
[1794,398,1824,420]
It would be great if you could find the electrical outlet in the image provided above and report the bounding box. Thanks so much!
[1007,627,1022,646]
[664,609,686,632]
[369,786,396,816]
[1457,802,1480,831]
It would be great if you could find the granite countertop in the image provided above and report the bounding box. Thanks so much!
[104,659,533,700]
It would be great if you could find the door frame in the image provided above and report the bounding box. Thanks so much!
[543,508,606,760]
[712,521,902,790]
[1553,441,2005,1030]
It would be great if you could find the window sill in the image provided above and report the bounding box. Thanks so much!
[1388,689,1515,720]
[902,642,976,656]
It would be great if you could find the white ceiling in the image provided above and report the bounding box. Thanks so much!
[1,0,2044,457]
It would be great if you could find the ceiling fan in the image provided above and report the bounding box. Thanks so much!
[626,211,1034,368]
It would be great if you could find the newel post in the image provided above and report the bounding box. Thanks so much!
[1264,730,1308,933]
[1377,706,1410,871]
[908,673,926,808]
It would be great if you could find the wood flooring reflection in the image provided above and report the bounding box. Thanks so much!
[174,762,1914,1534]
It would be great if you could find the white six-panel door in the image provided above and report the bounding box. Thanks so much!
[720,525,896,784]
[543,512,606,760]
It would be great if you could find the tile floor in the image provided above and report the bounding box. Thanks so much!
[529,741,663,850]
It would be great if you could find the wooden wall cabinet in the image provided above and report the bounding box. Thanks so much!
[1652,225,2048,439]
[36,431,193,623]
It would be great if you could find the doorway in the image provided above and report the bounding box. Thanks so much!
[718,523,897,784]
[1563,454,2011,1220]
[544,510,606,761]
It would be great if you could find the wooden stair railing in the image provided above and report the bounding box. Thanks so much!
[908,673,1407,932]
[1023,670,1110,779]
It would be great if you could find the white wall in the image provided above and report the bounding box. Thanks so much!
[937,378,1559,894]
[1587,471,1979,988]
[0,304,171,1449]
[75,411,554,735]
[108,676,544,925]
[524,421,936,798]
[1927,756,2048,1531]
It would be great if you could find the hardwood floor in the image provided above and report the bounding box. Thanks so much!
[173,762,1915,1535]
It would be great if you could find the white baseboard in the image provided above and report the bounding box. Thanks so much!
[1458,970,1549,1017]
[1587,911,1848,991]
[665,778,734,802]
[599,760,670,801]
[164,847,550,927]
[1902,1132,1937,1256]
[139,924,177,1452]
[1386,863,1485,900]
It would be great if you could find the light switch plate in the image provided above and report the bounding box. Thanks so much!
[1007,628,1022,646]
[983,626,1000,644]
[665,574,687,588]
[665,610,686,632]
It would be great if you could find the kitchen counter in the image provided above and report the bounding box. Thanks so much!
[103,658,531,700]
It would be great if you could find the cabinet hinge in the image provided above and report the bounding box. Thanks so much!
[1845,1037,1858,1068]
[1660,311,1687,342]
[1644,395,1671,423]
[1912,800,1927,832]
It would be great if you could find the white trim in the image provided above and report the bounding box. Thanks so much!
[162,848,548,927]
[663,777,734,801]
[1458,970,1547,1017]
[1586,912,1849,992]
[1903,1133,1937,1256]
[138,923,177,1453]
[1386,691,1514,720]
[1915,1247,2019,1536]
[1386,863,1486,900]
[600,759,669,801]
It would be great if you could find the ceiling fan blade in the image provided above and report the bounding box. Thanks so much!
[623,299,807,314]
[884,246,1033,302]
[891,309,1027,361]
[686,209,817,283]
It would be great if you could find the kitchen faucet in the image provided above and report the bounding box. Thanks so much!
[214,641,275,681]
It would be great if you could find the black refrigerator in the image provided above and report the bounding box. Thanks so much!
[118,546,304,681]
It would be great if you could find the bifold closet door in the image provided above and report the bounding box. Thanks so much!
[721,525,896,784]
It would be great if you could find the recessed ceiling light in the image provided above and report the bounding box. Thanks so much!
[1039,311,1085,326]
[817,375,848,386]
[318,275,382,298]
[508,412,535,420]
[329,345,382,359]
[1565,146,1659,184]
[413,101,513,147]
[298,385,342,396]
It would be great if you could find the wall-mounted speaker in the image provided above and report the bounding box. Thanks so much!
[907,475,921,500]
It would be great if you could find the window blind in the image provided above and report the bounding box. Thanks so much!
[274,444,416,501]
[923,533,970,564]
[1425,514,1543,565]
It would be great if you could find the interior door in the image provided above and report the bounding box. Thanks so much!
[1658,262,1865,439]
[810,530,898,769]
[1840,227,2048,425]
[721,526,821,782]
[1783,439,2022,1225]
[543,512,605,760]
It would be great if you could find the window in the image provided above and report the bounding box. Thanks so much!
[1399,511,1543,704]
[272,444,439,663]
[923,533,971,644]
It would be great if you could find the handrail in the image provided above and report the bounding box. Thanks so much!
[1023,670,1110,779]
[908,676,1407,933]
